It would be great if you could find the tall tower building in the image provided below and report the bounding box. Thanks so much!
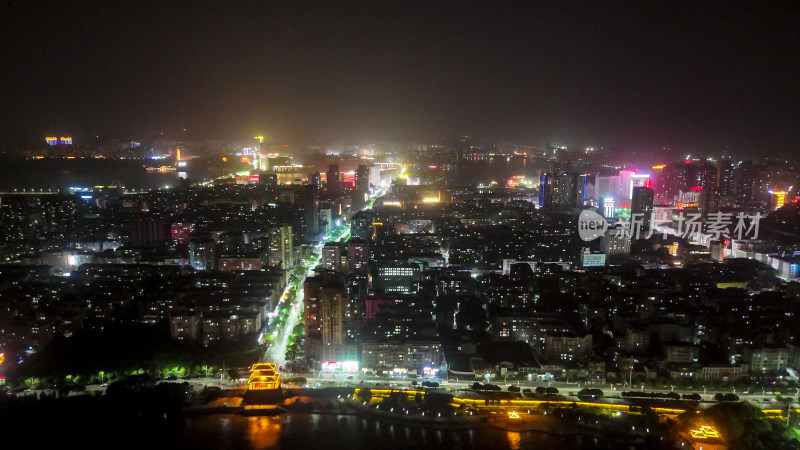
[268,225,294,269]
[189,235,217,271]
[631,186,655,231]
[304,276,323,363]
[716,156,734,197]
[601,225,631,257]
[355,163,370,193]
[304,183,320,241]
[734,160,756,204]
[326,164,340,194]
[695,163,717,191]
[308,172,320,190]
[322,242,346,273]
[347,238,369,277]
[663,163,694,200]
[350,210,375,242]
[320,279,359,363]
[539,173,585,210]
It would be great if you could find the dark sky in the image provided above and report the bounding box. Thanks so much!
[2,1,799,155]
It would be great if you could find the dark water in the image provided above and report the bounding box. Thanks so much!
[157,414,599,450]
[450,157,548,186]
[0,159,195,190]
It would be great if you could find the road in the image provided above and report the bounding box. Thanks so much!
[280,373,796,410]
[261,184,389,368]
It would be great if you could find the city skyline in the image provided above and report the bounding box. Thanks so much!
[4,2,800,448]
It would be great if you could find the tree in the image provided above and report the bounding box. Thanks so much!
[545,387,559,395]
[356,388,372,403]
[578,388,603,398]
[227,368,241,382]
[723,393,740,402]
[714,393,725,401]
[508,385,520,393]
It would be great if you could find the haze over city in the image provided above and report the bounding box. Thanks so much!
[2,1,800,157]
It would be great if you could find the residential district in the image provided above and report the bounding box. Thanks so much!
[2,137,800,447]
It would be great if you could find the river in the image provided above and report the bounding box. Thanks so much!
[0,158,200,191]
[157,413,603,449]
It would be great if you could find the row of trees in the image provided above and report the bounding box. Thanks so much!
[522,387,560,396]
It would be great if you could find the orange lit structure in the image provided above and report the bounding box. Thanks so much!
[690,425,720,439]
[248,363,281,390]
[770,190,787,209]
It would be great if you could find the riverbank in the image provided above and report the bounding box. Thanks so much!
[342,399,644,446]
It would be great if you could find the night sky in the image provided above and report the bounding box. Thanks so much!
[2,1,800,155]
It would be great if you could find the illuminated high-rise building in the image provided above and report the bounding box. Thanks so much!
[539,172,586,210]
[304,276,323,363]
[188,235,217,271]
[355,163,370,192]
[171,222,196,245]
[717,156,734,196]
[695,163,717,191]
[631,186,654,230]
[347,238,369,276]
[602,197,616,218]
[268,224,294,269]
[308,172,321,190]
[663,162,693,200]
[322,242,346,273]
[303,183,320,240]
[734,160,756,203]
[60,137,72,145]
[326,164,340,193]
[602,225,631,257]
[350,210,375,241]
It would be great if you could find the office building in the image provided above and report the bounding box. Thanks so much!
[326,164,340,193]
[189,235,217,271]
[321,241,346,273]
[355,163,370,192]
[538,172,586,210]
[268,225,293,269]
[631,186,654,230]
[717,156,734,197]
[601,225,631,257]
